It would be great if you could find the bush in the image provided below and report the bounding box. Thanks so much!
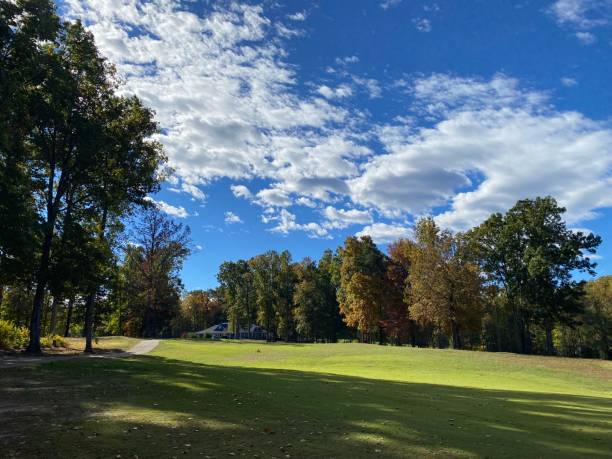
[0,320,29,349]
[41,334,68,349]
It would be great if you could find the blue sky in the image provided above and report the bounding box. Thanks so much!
[61,0,612,290]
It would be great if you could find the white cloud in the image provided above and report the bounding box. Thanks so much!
[322,206,372,229]
[169,183,206,201]
[296,196,317,208]
[64,1,352,193]
[413,18,432,32]
[287,11,307,21]
[549,0,612,28]
[268,209,329,238]
[561,77,578,86]
[411,73,547,117]
[575,31,597,43]
[231,184,253,200]
[224,211,243,224]
[356,223,413,244]
[317,84,353,99]
[256,187,293,207]
[63,3,612,240]
[335,55,359,66]
[350,74,612,230]
[381,0,403,10]
[352,76,382,99]
[144,197,191,218]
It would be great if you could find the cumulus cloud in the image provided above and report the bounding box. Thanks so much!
[268,209,329,238]
[350,74,612,230]
[335,55,359,66]
[317,84,353,99]
[144,197,191,218]
[575,31,597,43]
[322,206,373,229]
[381,0,403,10]
[356,223,413,244]
[169,183,206,201]
[413,18,432,32]
[549,0,612,28]
[287,11,307,21]
[231,184,253,200]
[64,3,612,239]
[561,77,578,86]
[224,211,243,224]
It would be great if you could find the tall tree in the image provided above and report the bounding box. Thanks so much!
[293,258,324,341]
[218,260,255,337]
[121,204,190,337]
[581,276,612,359]
[0,0,58,306]
[81,94,165,353]
[250,252,279,341]
[468,197,601,354]
[408,219,483,349]
[273,250,296,341]
[338,236,387,343]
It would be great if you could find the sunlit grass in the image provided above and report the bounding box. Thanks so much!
[1,340,611,458]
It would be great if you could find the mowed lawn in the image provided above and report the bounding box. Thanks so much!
[1,341,611,458]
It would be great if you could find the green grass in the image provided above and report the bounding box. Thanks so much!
[1,341,611,458]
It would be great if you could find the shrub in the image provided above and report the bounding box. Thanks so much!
[0,320,29,349]
[41,334,68,349]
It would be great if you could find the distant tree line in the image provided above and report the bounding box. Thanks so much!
[0,1,191,353]
[214,197,610,359]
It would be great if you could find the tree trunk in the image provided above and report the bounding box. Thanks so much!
[49,297,60,336]
[83,292,96,353]
[544,321,555,355]
[64,297,74,337]
[83,207,108,353]
[450,320,462,349]
[26,226,54,354]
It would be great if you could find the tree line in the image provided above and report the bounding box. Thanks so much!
[213,197,610,359]
[0,1,193,353]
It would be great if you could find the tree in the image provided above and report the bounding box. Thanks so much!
[581,276,612,359]
[338,236,387,343]
[81,94,165,353]
[408,219,483,349]
[316,249,343,342]
[0,0,58,310]
[250,252,279,341]
[385,239,417,346]
[120,204,190,337]
[293,258,325,341]
[468,197,601,354]
[218,260,255,337]
[175,289,224,336]
[273,250,296,341]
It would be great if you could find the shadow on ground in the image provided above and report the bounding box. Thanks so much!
[1,354,611,458]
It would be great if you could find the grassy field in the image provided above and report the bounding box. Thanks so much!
[1,340,611,458]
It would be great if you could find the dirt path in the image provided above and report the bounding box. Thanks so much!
[0,339,160,368]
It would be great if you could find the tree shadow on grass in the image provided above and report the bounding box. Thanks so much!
[1,354,611,458]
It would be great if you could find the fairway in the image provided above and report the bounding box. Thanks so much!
[2,341,611,458]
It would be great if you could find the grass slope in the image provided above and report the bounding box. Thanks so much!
[1,341,611,458]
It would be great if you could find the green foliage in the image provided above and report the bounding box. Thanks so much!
[40,334,67,348]
[0,319,29,349]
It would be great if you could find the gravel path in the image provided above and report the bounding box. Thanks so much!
[0,339,160,368]
[123,339,160,355]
